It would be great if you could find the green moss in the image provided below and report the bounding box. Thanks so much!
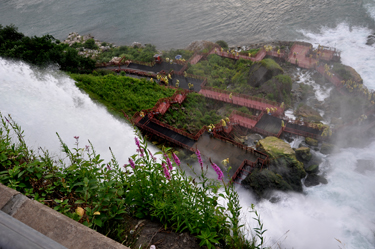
[260,58,284,72]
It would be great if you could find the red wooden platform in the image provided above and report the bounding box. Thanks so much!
[199,87,284,115]
[209,49,267,62]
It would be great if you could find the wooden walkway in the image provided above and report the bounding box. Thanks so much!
[199,88,284,115]
[231,113,258,129]
[209,49,267,62]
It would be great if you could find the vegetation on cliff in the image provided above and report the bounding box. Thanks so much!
[158,93,252,134]
[96,43,158,63]
[0,24,95,73]
[71,73,175,117]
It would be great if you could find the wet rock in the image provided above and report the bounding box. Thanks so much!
[305,164,319,174]
[367,34,375,46]
[131,42,143,48]
[304,173,328,187]
[305,137,318,147]
[185,40,216,53]
[320,142,334,155]
[295,104,323,122]
[246,59,283,88]
[355,160,375,174]
[295,147,312,163]
[242,137,306,197]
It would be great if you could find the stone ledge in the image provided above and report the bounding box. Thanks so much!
[0,183,19,209]
[0,183,130,249]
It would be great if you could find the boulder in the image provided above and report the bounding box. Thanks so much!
[320,142,334,155]
[305,164,319,174]
[295,104,323,122]
[247,59,283,88]
[295,147,312,163]
[185,40,216,53]
[304,173,328,187]
[242,137,306,197]
[305,137,318,147]
[366,33,375,46]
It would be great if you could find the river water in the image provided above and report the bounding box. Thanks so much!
[1,0,375,248]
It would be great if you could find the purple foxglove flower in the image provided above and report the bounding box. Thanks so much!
[195,149,203,168]
[161,162,171,180]
[164,154,173,171]
[129,158,135,169]
[172,152,180,166]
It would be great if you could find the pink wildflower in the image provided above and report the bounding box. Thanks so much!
[129,158,135,169]
[74,136,79,140]
[148,149,156,162]
[172,152,180,166]
[210,161,224,181]
[195,149,203,168]
[164,154,173,171]
[106,164,111,171]
[161,162,171,180]
[137,148,144,157]
[134,137,141,149]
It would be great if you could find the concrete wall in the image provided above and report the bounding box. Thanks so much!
[0,183,130,249]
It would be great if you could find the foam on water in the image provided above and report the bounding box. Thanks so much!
[234,15,375,248]
[294,68,333,102]
[238,140,375,248]
[0,58,143,164]
[299,22,375,90]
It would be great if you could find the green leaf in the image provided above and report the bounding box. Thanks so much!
[74,200,86,204]
[93,218,103,227]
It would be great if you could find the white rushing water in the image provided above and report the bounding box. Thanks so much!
[300,22,375,90]
[234,18,375,249]
[0,58,139,165]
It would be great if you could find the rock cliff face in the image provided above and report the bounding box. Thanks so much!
[242,137,306,198]
[246,59,284,88]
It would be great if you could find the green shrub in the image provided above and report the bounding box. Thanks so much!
[0,24,95,73]
[0,113,265,248]
[72,74,174,116]
[84,38,98,50]
[215,40,228,49]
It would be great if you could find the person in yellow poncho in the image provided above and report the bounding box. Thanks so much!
[221,119,226,127]
[176,79,179,88]
[222,158,229,167]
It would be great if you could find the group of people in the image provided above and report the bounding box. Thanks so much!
[149,71,194,90]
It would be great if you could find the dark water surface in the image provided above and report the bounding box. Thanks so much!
[1,0,373,49]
